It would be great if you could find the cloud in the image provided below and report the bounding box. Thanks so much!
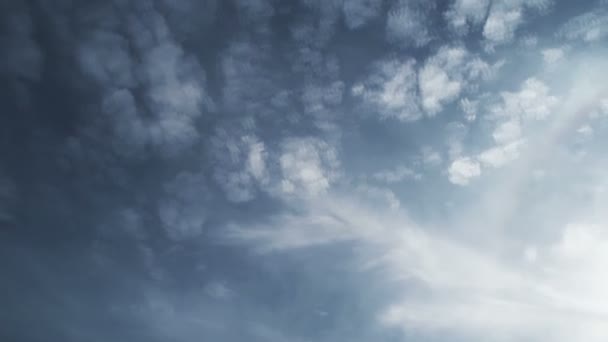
[220,39,279,117]
[372,166,421,183]
[76,2,213,158]
[492,119,522,144]
[446,121,469,160]
[542,47,566,67]
[419,65,462,115]
[477,139,526,168]
[419,46,501,115]
[420,146,443,166]
[386,0,433,48]
[483,7,523,44]
[558,9,608,42]
[469,78,559,174]
[352,58,422,121]
[445,0,491,35]
[448,157,481,185]
[355,185,402,210]
[482,0,552,46]
[342,0,383,29]
[158,172,210,241]
[225,187,608,341]
[203,281,235,300]
[460,97,479,121]
[491,78,558,121]
[210,122,269,203]
[277,137,340,197]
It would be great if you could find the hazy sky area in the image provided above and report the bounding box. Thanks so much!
[2,0,608,341]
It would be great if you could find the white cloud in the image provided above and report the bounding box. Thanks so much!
[277,137,340,197]
[211,124,269,203]
[483,8,522,43]
[226,188,608,341]
[542,47,566,67]
[445,0,491,35]
[477,139,526,168]
[492,119,522,144]
[558,9,608,42]
[492,78,558,120]
[460,97,479,121]
[419,46,500,115]
[419,63,463,115]
[448,157,481,186]
[372,165,421,183]
[353,58,422,121]
[482,0,552,46]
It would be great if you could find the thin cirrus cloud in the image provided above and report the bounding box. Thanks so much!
[3,0,608,341]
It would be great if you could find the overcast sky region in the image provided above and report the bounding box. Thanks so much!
[2,0,608,341]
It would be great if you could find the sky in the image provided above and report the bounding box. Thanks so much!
[2,0,608,341]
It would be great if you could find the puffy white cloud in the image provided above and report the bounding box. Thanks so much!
[482,0,552,46]
[478,139,526,168]
[355,47,500,119]
[483,8,523,43]
[277,137,340,197]
[210,123,269,203]
[419,62,463,115]
[448,157,481,186]
[419,46,501,115]
[558,9,608,42]
[353,58,422,121]
[492,78,558,120]
[445,0,491,34]
[386,1,433,47]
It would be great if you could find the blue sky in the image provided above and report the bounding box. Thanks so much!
[2,0,608,341]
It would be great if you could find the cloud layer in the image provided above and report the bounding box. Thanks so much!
[3,0,608,341]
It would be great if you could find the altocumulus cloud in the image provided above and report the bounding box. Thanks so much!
[3,0,608,342]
